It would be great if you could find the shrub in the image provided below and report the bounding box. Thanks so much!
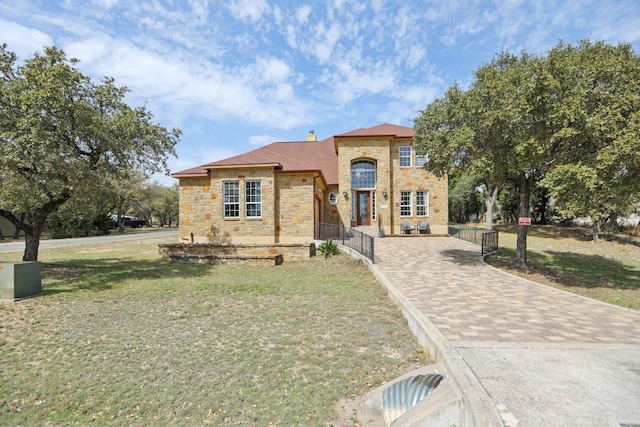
[318,239,341,258]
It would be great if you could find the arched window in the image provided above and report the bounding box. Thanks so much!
[351,160,376,189]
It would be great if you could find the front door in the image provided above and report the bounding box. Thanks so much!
[357,191,370,226]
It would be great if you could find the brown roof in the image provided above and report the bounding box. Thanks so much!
[171,123,413,185]
[335,123,414,138]
[172,136,339,185]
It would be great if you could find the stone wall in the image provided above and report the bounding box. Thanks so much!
[321,184,342,226]
[178,168,277,244]
[275,173,316,243]
[335,137,448,235]
[158,242,315,265]
[389,140,448,235]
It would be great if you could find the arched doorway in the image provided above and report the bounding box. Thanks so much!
[350,160,376,226]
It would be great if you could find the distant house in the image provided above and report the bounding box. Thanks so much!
[172,123,448,245]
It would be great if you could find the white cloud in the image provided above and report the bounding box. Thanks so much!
[296,5,312,24]
[0,20,53,58]
[228,0,270,23]
[91,0,119,8]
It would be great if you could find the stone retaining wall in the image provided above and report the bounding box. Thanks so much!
[158,242,316,265]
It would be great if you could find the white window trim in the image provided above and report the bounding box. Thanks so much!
[400,190,412,217]
[223,180,240,219]
[245,180,262,218]
[399,146,412,167]
[416,191,429,217]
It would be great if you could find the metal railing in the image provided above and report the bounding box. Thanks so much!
[481,230,499,254]
[448,224,498,255]
[316,222,375,263]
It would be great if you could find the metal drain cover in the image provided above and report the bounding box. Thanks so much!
[382,373,444,424]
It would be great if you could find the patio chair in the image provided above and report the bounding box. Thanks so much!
[401,222,415,234]
[417,221,430,234]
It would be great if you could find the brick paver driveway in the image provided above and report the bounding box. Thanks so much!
[372,236,640,426]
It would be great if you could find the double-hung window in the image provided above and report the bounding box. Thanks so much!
[399,146,412,167]
[223,181,240,218]
[245,181,262,218]
[400,191,412,217]
[416,191,429,216]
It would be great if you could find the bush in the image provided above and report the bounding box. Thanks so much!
[318,239,341,258]
[47,212,113,239]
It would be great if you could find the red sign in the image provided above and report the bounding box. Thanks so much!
[518,217,532,226]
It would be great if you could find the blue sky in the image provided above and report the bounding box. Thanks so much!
[1,1,639,186]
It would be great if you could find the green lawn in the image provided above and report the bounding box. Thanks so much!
[0,237,426,425]
[486,225,640,310]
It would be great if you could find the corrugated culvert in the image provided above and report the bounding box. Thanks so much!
[382,373,444,424]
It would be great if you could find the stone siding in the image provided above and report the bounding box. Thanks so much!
[159,242,315,264]
[335,137,448,235]
[275,173,316,243]
[178,168,276,244]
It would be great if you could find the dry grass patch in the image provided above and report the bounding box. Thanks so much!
[486,225,640,310]
[0,237,425,425]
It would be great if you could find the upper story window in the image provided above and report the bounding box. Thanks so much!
[351,160,376,189]
[245,180,262,217]
[223,181,240,218]
[415,154,427,168]
[399,146,412,167]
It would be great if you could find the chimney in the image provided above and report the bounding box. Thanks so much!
[306,129,317,141]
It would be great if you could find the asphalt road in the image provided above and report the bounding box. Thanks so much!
[0,229,178,253]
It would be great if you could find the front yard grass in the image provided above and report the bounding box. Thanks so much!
[486,225,640,310]
[0,236,425,425]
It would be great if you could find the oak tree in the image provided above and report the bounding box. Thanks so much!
[0,45,180,261]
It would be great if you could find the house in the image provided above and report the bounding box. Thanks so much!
[171,123,448,246]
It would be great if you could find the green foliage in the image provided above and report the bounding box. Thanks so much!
[448,171,484,223]
[0,44,180,260]
[318,239,341,257]
[414,40,640,264]
[46,212,113,239]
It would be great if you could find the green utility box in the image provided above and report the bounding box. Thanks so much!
[0,262,42,300]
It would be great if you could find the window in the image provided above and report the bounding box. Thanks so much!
[416,191,429,216]
[415,154,427,167]
[399,146,411,167]
[223,181,240,218]
[400,191,412,217]
[351,160,376,189]
[328,192,338,205]
[351,191,356,221]
[245,180,262,217]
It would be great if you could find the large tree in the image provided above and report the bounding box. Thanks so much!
[415,40,640,266]
[542,41,640,240]
[0,45,180,261]
[415,51,551,267]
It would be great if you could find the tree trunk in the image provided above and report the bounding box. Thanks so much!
[592,221,600,242]
[23,226,43,262]
[485,186,499,230]
[0,226,4,241]
[513,173,531,269]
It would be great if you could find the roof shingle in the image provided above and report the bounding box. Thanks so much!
[171,123,413,185]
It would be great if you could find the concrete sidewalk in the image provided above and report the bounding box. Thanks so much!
[370,236,640,426]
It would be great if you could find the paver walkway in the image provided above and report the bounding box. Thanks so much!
[372,236,640,426]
